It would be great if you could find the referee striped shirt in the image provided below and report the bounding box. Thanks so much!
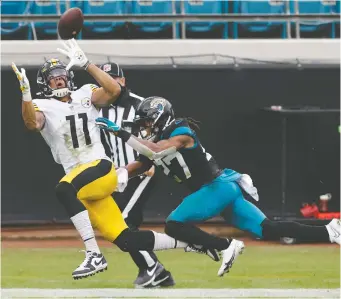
[99,91,144,167]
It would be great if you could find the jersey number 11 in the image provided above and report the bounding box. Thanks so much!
[66,113,91,148]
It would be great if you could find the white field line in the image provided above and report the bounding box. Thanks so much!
[1,288,340,298]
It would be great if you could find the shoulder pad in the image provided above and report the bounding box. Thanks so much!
[79,84,99,94]
[71,84,99,102]
[32,98,52,112]
[162,119,193,140]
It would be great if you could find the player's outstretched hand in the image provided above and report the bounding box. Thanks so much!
[96,117,121,133]
[12,62,32,101]
[57,38,90,71]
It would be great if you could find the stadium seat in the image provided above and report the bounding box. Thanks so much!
[81,0,127,39]
[130,0,178,39]
[232,1,288,39]
[29,0,67,40]
[290,1,337,38]
[182,0,228,39]
[335,0,340,37]
[1,1,31,40]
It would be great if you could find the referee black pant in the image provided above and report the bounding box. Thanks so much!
[114,175,160,271]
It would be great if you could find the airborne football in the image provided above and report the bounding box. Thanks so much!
[58,7,84,40]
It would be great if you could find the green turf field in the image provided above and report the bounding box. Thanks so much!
[1,246,340,289]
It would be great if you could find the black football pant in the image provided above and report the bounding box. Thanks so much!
[114,175,160,271]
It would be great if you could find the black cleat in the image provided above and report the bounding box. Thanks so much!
[134,262,164,288]
[157,270,175,288]
[143,269,175,288]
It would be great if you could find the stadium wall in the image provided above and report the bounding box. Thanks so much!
[1,64,340,225]
[1,40,340,66]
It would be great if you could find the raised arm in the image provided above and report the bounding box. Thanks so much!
[12,62,45,131]
[56,39,122,107]
[86,63,122,107]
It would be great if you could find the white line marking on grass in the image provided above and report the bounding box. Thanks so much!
[1,288,340,298]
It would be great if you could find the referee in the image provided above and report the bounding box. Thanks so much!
[99,63,175,288]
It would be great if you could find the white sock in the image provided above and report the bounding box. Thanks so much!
[152,231,187,251]
[140,251,156,267]
[70,210,101,254]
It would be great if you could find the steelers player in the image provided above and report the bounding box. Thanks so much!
[12,39,194,280]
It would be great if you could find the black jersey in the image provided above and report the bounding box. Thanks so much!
[139,118,222,192]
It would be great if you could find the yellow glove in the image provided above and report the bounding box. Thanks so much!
[12,62,32,102]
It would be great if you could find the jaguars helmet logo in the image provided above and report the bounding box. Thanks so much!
[150,98,166,112]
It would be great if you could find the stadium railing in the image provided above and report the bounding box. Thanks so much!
[1,13,340,39]
[1,0,340,40]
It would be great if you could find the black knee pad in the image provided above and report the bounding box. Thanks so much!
[55,181,75,198]
[113,229,131,252]
[165,221,183,238]
[114,228,154,252]
[55,182,85,217]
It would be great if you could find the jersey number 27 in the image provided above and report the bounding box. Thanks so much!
[155,152,192,182]
[66,113,91,148]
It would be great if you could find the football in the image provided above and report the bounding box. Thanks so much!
[58,7,84,40]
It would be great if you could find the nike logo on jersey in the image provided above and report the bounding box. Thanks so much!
[94,257,105,266]
[146,263,158,276]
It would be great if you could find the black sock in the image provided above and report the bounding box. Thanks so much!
[262,219,329,242]
[128,250,158,271]
[123,225,159,270]
[165,221,230,251]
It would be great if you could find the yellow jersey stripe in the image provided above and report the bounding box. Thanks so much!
[33,103,41,112]
[90,84,99,92]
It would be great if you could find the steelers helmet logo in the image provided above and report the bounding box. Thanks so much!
[75,51,83,61]
[81,97,91,108]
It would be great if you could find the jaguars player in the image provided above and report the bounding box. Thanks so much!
[96,97,341,259]
[97,97,246,276]
[12,39,229,281]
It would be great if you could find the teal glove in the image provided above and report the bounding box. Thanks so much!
[96,117,121,133]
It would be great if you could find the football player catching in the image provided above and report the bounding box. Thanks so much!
[12,40,242,280]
